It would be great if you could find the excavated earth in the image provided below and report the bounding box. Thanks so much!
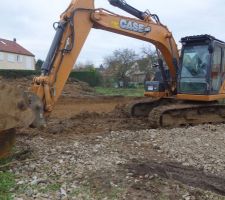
[1,77,225,200]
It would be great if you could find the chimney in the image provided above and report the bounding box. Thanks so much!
[13,38,16,42]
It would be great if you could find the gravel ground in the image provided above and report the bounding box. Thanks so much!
[154,124,225,176]
[8,124,225,199]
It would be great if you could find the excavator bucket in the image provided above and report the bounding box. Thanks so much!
[0,129,16,159]
[0,83,36,158]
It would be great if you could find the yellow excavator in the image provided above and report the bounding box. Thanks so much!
[1,0,225,158]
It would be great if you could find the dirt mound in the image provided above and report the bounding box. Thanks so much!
[0,76,95,97]
[0,76,33,90]
[62,78,95,97]
[44,111,151,136]
[15,96,148,139]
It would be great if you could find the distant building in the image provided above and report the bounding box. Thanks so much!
[95,64,105,73]
[0,38,35,70]
[126,62,147,84]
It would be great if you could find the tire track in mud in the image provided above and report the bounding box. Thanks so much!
[126,161,225,196]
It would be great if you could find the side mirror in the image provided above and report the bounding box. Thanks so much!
[152,63,159,68]
[208,44,214,54]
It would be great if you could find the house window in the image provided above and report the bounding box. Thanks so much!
[7,54,15,62]
[0,52,4,61]
[16,55,23,62]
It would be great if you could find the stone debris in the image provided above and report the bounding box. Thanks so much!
[10,124,225,199]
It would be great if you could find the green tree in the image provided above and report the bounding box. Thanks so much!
[35,59,44,71]
[74,61,95,72]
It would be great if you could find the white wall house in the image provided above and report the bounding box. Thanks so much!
[0,38,35,70]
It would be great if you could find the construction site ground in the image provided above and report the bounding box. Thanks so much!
[1,78,225,200]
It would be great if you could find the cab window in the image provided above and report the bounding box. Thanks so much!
[211,46,222,92]
[222,48,225,81]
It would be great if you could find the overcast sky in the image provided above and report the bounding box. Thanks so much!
[1,0,225,66]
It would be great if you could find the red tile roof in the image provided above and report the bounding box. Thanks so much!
[0,38,34,57]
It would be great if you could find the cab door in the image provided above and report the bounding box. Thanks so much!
[210,45,223,94]
[221,48,225,94]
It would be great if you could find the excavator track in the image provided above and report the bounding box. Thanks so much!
[0,83,35,158]
[127,97,225,128]
[125,98,170,117]
[148,103,225,128]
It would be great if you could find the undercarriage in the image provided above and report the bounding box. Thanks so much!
[127,98,225,128]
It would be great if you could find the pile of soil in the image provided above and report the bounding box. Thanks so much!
[0,76,95,98]
[62,78,95,97]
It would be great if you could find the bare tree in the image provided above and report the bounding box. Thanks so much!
[104,48,137,86]
[141,46,158,69]
[136,46,159,82]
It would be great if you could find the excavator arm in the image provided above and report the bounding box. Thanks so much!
[31,0,179,125]
[0,0,179,158]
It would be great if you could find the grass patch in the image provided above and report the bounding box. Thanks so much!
[70,185,123,200]
[95,87,144,97]
[16,182,62,195]
[0,172,15,200]
[40,183,61,193]
[0,158,13,167]
[70,186,92,200]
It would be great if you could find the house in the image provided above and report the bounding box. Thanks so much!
[0,38,35,70]
[126,62,147,84]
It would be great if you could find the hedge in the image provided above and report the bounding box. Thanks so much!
[0,69,102,87]
[69,71,102,87]
[0,69,39,78]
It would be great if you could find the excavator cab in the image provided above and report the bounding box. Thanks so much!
[145,35,225,100]
[178,35,225,99]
